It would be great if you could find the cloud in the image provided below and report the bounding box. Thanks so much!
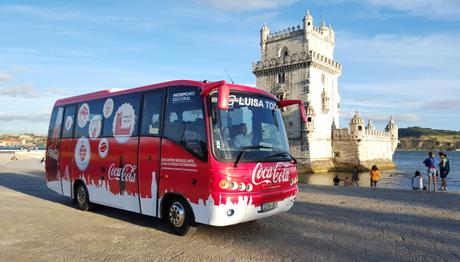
[0,5,160,29]
[0,72,11,83]
[337,33,460,100]
[363,0,460,20]
[196,0,298,12]
[0,111,49,122]
[324,0,460,20]
[0,84,40,98]
[419,99,460,111]
[340,111,420,124]
[45,88,72,96]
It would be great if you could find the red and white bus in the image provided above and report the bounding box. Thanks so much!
[45,80,306,235]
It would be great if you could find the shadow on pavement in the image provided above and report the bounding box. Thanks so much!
[0,169,171,234]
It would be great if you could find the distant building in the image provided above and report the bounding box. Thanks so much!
[252,11,398,172]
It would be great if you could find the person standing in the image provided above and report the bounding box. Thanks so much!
[369,165,380,188]
[333,175,340,186]
[438,152,450,191]
[351,166,360,187]
[423,152,438,191]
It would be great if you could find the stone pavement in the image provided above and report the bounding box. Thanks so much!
[0,155,459,261]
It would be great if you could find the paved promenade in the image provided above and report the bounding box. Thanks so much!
[0,155,459,261]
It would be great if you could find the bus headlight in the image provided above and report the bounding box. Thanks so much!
[246,183,253,192]
[238,182,246,191]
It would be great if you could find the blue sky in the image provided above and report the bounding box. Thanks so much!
[1,0,460,134]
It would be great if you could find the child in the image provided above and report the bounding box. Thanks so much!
[344,177,351,187]
[369,165,380,188]
[333,175,340,186]
[412,171,423,190]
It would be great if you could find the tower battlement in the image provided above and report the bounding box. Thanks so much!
[252,50,341,75]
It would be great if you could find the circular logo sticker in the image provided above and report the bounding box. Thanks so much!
[77,103,90,128]
[112,103,136,143]
[98,138,109,158]
[88,115,102,140]
[65,116,73,131]
[103,98,114,118]
[75,137,90,171]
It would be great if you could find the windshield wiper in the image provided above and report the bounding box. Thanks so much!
[234,145,272,167]
[264,151,297,164]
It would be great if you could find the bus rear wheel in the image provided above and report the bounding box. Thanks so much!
[75,184,90,211]
[166,198,193,236]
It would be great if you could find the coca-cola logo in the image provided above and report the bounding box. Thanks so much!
[108,163,137,182]
[251,162,290,185]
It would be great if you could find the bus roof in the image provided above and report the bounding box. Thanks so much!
[54,80,277,107]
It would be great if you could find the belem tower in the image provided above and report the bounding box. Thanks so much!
[252,11,398,172]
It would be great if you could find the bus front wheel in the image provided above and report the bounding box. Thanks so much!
[166,198,193,236]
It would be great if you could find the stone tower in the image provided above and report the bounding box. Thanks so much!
[252,10,342,172]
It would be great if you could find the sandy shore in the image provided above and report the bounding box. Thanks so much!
[0,155,459,261]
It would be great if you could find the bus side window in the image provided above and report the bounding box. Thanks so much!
[48,107,64,139]
[62,105,76,138]
[102,93,141,138]
[74,100,104,138]
[164,86,207,159]
[141,91,164,136]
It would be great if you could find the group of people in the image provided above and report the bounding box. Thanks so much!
[413,151,450,191]
[332,165,381,188]
[332,151,451,192]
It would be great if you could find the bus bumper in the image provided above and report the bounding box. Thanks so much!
[191,189,297,227]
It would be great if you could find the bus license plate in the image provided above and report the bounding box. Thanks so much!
[261,202,277,212]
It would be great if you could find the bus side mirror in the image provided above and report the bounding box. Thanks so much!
[278,100,308,123]
[217,85,230,110]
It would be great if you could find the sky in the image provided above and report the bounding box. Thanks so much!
[1,0,460,134]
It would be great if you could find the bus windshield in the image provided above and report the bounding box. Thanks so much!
[208,92,291,163]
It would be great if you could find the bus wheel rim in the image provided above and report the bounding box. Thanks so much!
[169,202,185,228]
[77,187,86,204]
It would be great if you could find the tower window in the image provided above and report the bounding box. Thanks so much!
[278,73,286,84]
[358,126,363,131]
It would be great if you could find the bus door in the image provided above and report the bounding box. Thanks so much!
[59,104,77,197]
[45,106,64,194]
[138,90,164,216]
[159,86,209,208]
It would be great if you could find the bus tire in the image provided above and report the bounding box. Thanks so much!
[165,197,194,236]
[75,183,91,211]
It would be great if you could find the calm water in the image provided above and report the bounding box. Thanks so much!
[300,151,460,193]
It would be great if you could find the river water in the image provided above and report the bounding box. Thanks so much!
[299,151,460,193]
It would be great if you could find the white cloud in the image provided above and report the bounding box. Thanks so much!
[0,84,40,98]
[420,99,460,111]
[325,0,460,20]
[0,111,50,122]
[364,0,460,20]
[196,0,298,12]
[337,33,460,99]
[0,72,11,83]
[45,88,72,96]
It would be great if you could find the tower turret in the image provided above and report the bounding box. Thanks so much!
[260,23,269,55]
[366,120,375,131]
[303,10,313,33]
[350,111,365,138]
[385,116,398,151]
